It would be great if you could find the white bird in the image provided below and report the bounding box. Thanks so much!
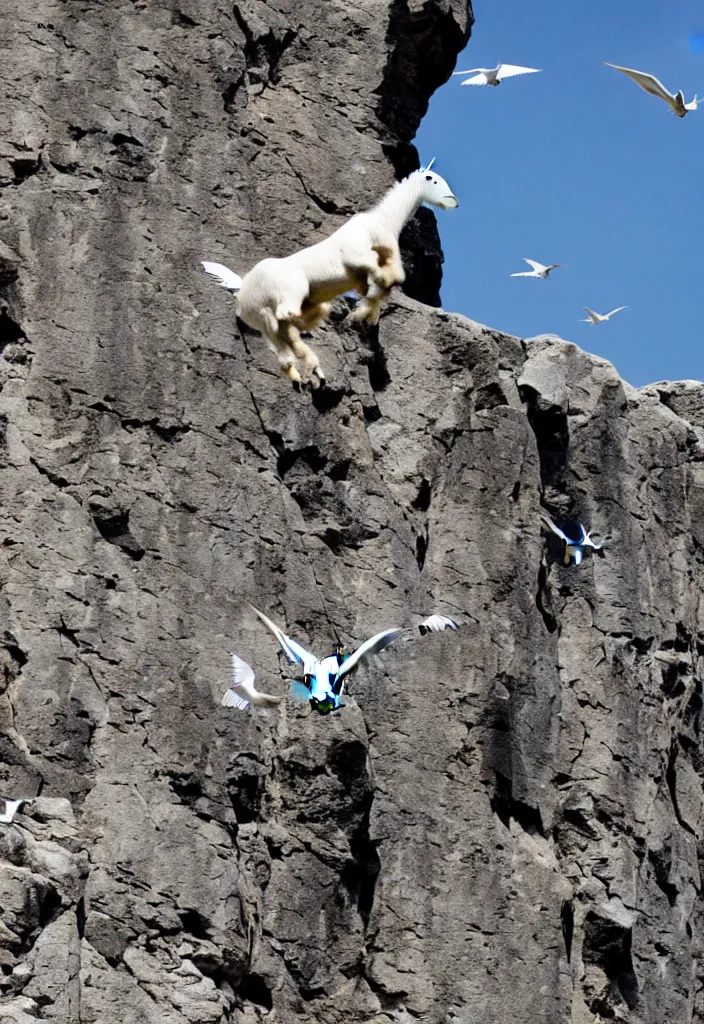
[540,509,604,566]
[0,798,33,824]
[579,305,628,324]
[452,62,541,87]
[221,653,284,710]
[201,261,243,292]
[417,614,458,636]
[511,259,564,279]
[606,63,701,117]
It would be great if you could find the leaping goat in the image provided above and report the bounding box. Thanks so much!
[202,163,458,388]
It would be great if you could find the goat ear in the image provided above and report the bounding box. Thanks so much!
[420,156,436,173]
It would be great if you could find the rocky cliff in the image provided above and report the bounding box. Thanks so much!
[1,3,703,1024]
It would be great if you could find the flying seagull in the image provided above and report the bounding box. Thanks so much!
[221,654,284,711]
[201,261,243,292]
[249,604,461,715]
[0,798,33,824]
[605,63,701,117]
[540,509,604,566]
[249,605,403,714]
[511,259,564,279]
[579,305,628,325]
[452,63,541,87]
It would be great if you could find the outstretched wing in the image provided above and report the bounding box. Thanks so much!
[452,67,491,76]
[605,64,675,103]
[583,307,599,320]
[289,679,313,702]
[523,259,544,272]
[335,628,406,683]
[418,614,458,635]
[201,261,243,292]
[459,73,490,87]
[221,654,254,710]
[249,605,317,675]
[540,508,573,545]
[221,689,250,710]
[496,64,541,80]
[605,306,628,318]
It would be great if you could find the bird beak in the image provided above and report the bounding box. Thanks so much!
[441,195,459,209]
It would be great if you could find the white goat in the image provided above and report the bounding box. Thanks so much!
[202,164,458,388]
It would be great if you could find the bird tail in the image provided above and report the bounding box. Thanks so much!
[261,694,285,706]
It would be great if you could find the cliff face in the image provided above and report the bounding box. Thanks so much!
[1,4,703,1024]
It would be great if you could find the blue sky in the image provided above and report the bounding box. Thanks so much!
[416,0,704,387]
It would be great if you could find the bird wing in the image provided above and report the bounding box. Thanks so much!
[459,73,490,87]
[201,261,243,292]
[221,654,255,709]
[249,605,317,675]
[221,689,250,710]
[604,306,628,318]
[510,271,534,277]
[583,307,600,320]
[540,508,572,544]
[0,799,23,823]
[684,95,700,111]
[335,628,406,683]
[605,64,676,104]
[452,67,491,76]
[496,64,541,79]
[523,259,545,272]
[418,614,458,635]
[289,679,313,702]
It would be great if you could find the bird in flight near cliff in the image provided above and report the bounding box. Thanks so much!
[0,798,33,824]
[579,305,628,325]
[452,62,541,87]
[221,654,285,711]
[605,64,701,117]
[540,509,604,566]
[248,604,460,715]
[201,261,243,292]
[511,259,564,280]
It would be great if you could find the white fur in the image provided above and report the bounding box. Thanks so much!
[207,168,458,387]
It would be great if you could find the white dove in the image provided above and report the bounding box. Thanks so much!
[221,654,284,711]
[0,798,33,824]
[606,63,701,117]
[417,614,458,636]
[452,62,541,87]
[511,259,564,279]
[201,261,243,292]
[579,305,628,324]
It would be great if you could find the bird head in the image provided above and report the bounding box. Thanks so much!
[310,694,343,715]
[333,644,349,664]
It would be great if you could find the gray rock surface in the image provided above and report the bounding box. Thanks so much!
[2,2,704,1023]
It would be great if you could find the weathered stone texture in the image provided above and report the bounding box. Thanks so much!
[2,2,704,1024]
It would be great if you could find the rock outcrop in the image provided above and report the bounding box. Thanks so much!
[1,3,703,1024]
